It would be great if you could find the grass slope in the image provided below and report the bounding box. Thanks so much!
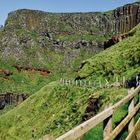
[0,15,140,140]
[0,81,128,140]
[0,28,98,94]
[78,23,140,81]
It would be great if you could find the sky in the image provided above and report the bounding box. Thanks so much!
[0,0,137,25]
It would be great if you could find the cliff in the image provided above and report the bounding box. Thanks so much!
[114,2,140,33]
[76,23,140,81]
[4,2,140,34]
[0,2,140,94]
[0,2,139,58]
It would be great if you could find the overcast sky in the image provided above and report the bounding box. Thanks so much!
[0,0,136,25]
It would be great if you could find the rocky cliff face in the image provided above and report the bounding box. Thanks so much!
[114,2,140,33]
[0,92,29,109]
[4,2,140,35]
[0,2,140,70]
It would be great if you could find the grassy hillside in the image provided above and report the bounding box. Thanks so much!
[0,8,140,140]
[77,23,140,81]
[0,57,61,94]
[0,81,128,140]
[0,27,99,94]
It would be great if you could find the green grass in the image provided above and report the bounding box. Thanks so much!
[0,81,128,140]
[81,105,140,140]
[57,33,106,42]
[0,39,97,94]
[0,56,61,94]
[0,12,140,140]
[77,23,140,81]
[0,12,109,95]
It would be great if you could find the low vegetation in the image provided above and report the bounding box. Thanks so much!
[0,81,128,140]
[77,23,140,81]
[0,10,140,140]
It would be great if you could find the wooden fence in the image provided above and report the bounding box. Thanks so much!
[59,77,140,89]
[59,78,124,88]
[40,85,140,140]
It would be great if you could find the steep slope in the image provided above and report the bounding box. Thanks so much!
[77,23,140,81]
[0,2,140,94]
[0,20,140,140]
[0,81,128,140]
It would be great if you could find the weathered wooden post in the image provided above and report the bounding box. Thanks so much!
[65,79,67,86]
[99,80,102,88]
[88,81,91,87]
[69,80,71,86]
[75,80,78,86]
[62,79,65,85]
[116,76,118,83]
[67,80,70,86]
[103,104,112,139]
[72,80,75,86]
[60,78,62,84]
[84,80,87,87]
[128,88,135,133]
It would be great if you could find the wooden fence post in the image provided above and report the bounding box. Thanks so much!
[60,78,62,84]
[75,80,78,86]
[68,80,70,86]
[99,80,102,88]
[128,88,135,133]
[103,104,113,139]
[79,80,82,87]
[63,79,65,85]
[84,80,86,87]
[88,81,91,87]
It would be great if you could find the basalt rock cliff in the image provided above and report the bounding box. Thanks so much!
[0,2,140,70]
[4,2,140,34]
[114,2,140,33]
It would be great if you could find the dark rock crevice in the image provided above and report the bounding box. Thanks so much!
[125,73,140,88]
[82,96,101,122]
[0,92,29,110]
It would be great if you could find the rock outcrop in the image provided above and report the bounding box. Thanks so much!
[0,2,140,72]
[125,73,140,88]
[104,31,134,49]
[12,64,52,77]
[4,2,140,35]
[0,92,29,109]
[114,2,140,33]
[82,96,101,122]
[0,68,13,81]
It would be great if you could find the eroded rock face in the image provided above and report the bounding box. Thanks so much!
[125,73,140,88]
[114,2,140,33]
[104,31,134,49]
[12,64,52,77]
[0,92,29,109]
[82,96,101,122]
[0,2,140,69]
[4,2,140,36]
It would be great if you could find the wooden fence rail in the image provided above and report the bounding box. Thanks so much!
[41,86,140,140]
